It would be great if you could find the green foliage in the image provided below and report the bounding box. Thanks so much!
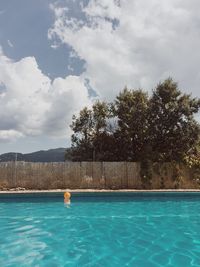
[68,78,200,167]
[184,154,200,168]
[184,154,200,186]
[70,101,117,161]
[114,88,149,161]
[172,163,183,189]
[148,78,200,161]
[70,107,94,161]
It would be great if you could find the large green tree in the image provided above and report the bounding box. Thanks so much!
[148,78,200,161]
[68,78,200,162]
[114,88,149,161]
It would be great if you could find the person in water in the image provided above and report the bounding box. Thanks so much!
[64,198,71,205]
[64,192,71,206]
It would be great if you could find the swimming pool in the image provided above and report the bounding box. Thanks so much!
[0,192,200,266]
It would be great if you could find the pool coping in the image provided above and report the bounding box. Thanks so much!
[0,189,200,194]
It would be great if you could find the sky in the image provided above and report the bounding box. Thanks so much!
[0,0,200,154]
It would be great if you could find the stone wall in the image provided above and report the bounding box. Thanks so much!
[0,161,198,190]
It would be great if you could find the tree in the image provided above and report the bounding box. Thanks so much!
[70,107,94,161]
[148,78,200,161]
[69,78,200,162]
[70,101,116,161]
[114,88,149,161]
[92,101,115,160]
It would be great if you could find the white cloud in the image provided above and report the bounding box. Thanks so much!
[49,0,200,100]
[0,130,24,141]
[43,75,91,136]
[2,0,200,144]
[0,47,91,142]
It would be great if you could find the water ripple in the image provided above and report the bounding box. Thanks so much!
[0,196,200,266]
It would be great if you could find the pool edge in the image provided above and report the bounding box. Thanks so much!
[0,189,200,198]
[0,189,200,194]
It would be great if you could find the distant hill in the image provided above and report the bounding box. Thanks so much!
[0,148,69,162]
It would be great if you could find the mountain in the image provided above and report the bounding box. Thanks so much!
[0,148,69,162]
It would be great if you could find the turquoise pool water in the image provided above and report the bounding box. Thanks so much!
[0,192,200,267]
